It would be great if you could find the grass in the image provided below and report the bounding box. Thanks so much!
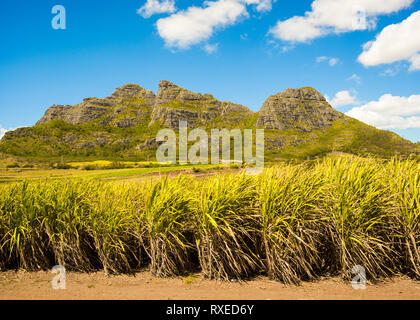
[143,176,195,276]
[193,174,260,280]
[67,160,161,168]
[182,274,198,284]
[385,158,420,278]
[265,117,418,161]
[0,155,418,284]
[0,164,219,183]
[319,157,396,279]
[257,165,326,284]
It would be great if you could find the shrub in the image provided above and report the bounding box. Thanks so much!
[83,165,99,170]
[55,163,72,169]
[6,163,20,168]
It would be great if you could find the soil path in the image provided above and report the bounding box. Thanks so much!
[1,271,419,300]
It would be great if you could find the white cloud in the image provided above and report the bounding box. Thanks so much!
[254,0,272,12]
[269,0,413,42]
[316,56,328,62]
[203,43,219,54]
[408,53,420,71]
[358,11,420,71]
[328,90,359,107]
[281,45,294,52]
[271,16,325,42]
[137,0,176,18]
[347,74,361,84]
[316,56,340,66]
[242,0,273,12]
[346,93,420,129]
[156,0,249,49]
[329,57,339,66]
[155,0,273,49]
[0,125,9,140]
[380,67,399,77]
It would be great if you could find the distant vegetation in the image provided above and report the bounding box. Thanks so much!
[264,118,418,161]
[0,156,418,282]
[0,119,159,162]
[0,82,418,164]
[1,117,418,165]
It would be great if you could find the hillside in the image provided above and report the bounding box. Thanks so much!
[0,80,418,163]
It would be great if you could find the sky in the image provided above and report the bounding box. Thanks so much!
[1,0,420,142]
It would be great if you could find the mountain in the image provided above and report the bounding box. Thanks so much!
[0,80,418,162]
[36,84,156,128]
[149,80,254,129]
[257,87,342,131]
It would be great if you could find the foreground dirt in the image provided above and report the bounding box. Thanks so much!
[0,271,419,300]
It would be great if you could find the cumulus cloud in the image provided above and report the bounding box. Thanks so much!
[327,90,359,107]
[271,16,325,42]
[0,125,9,140]
[253,0,273,12]
[358,11,420,71]
[346,93,420,129]
[269,0,413,42]
[408,53,420,71]
[156,0,249,49]
[138,0,176,18]
[155,0,273,49]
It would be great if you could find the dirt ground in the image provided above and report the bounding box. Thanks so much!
[0,271,419,300]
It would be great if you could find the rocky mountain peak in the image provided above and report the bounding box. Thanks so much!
[158,80,180,91]
[149,80,254,129]
[155,80,205,106]
[36,83,156,126]
[111,84,145,98]
[156,80,183,104]
[34,82,338,132]
[110,84,156,105]
[281,87,326,101]
[4,82,418,160]
[257,87,342,132]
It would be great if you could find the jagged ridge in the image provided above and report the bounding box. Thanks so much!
[0,80,418,162]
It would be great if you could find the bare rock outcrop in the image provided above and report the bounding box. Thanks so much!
[36,104,109,125]
[36,84,156,127]
[149,80,253,128]
[110,84,156,105]
[257,87,342,132]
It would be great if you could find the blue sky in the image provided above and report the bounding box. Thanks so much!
[1,0,419,142]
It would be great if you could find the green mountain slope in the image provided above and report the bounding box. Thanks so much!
[0,80,418,163]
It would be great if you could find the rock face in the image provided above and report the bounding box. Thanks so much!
[257,87,343,132]
[2,81,418,160]
[36,104,109,125]
[33,83,343,133]
[36,84,156,127]
[149,80,253,128]
[35,80,254,130]
[111,84,155,102]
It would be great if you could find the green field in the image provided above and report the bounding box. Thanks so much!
[0,163,224,183]
[0,155,418,283]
